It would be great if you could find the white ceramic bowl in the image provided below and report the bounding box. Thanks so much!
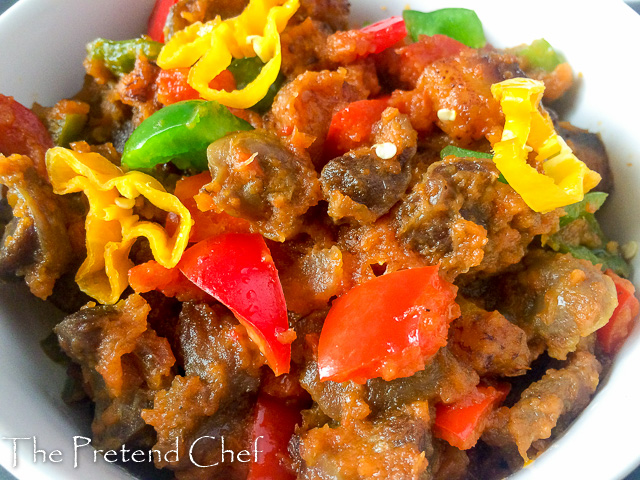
[1,0,639,479]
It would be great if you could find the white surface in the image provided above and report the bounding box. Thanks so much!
[0,0,639,479]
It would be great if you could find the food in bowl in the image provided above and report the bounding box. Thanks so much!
[0,0,637,479]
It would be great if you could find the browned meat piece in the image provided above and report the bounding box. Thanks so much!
[47,272,93,314]
[395,157,560,279]
[338,217,427,286]
[375,36,468,91]
[366,348,479,412]
[142,290,183,364]
[321,108,417,224]
[271,236,349,316]
[201,129,322,242]
[388,87,438,135]
[418,50,520,145]
[294,0,350,32]
[116,56,161,126]
[557,121,613,193]
[379,48,521,142]
[281,18,331,79]
[143,377,256,480]
[142,375,225,466]
[74,75,131,149]
[0,154,72,299]
[295,328,371,423]
[165,0,249,40]
[268,65,380,165]
[180,398,256,480]
[483,351,601,462]
[300,358,371,422]
[448,299,530,377]
[142,302,264,478]
[496,250,618,359]
[299,347,478,425]
[54,294,175,449]
[92,389,158,451]
[432,444,469,480]
[292,405,433,480]
[178,302,265,387]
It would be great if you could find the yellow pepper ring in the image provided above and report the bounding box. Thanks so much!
[157,0,300,109]
[490,78,601,213]
[46,147,192,305]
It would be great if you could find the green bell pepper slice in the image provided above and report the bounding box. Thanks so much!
[544,192,631,277]
[54,113,87,148]
[87,37,163,76]
[440,145,507,184]
[121,100,253,171]
[513,38,565,72]
[228,57,286,114]
[558,191,607,228]
[440,145,492,160]
[403,8,486,48]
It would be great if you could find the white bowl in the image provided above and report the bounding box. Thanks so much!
[1,0,639,479]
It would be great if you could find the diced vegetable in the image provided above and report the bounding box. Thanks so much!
[247,393,300,480]
[403,8,486,48]
[157,0,299,109]
[44,100,90,148]
[86,38,163,76]
[559,244,630,278]
[148,0,179,43]
[324,98,389,159]
[155,68,237,105]
[514,38,565,72]
[543,192,631,277]
[359,16,408,54]
[155,68,201,105]
[558,191,608,228]
[0,94,54,180]
[121,99,253,171]
[179,233,292,376]
[228,57,286,113]
[490,78,601,212]
[434,384,510,450]
[55,114,87,147]
[597,270,639,354]
[128,260,212,303]
[440,145,492,160]
[165,171,250,242]
[46,147,192,305]
[317,266,460,384]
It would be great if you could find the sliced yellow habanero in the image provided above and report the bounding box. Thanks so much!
[490,78,601,213]
[46,147,192,304]
[157,0,299,109]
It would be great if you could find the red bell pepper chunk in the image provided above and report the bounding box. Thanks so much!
[155,68,237,106]
[597,269,640,354]
[247,393,301,480]
[155,68,201,106]
[165,171,250,242]
[0,94,54,180]
[128,260,213,303]
[147,0,179,43]
[434,384,510,450]
[324,97,389,159]
[360,16,407,55]
[179,233,292,376]
[317,266,460,384]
